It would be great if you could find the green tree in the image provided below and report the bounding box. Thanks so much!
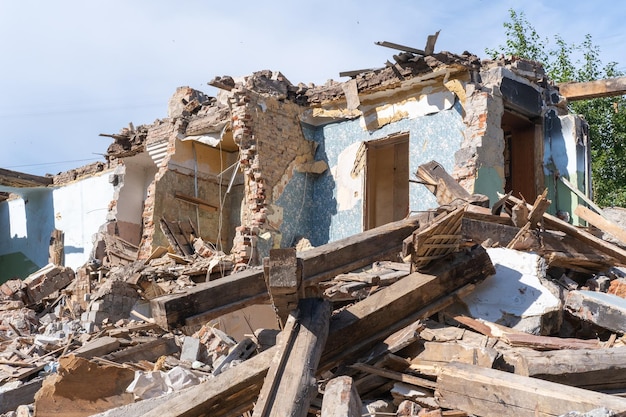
[487,9,626,207]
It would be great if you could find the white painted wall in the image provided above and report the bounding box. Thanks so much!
[52,170,116,269]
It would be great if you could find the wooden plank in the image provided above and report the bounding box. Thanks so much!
[509,346,626,390]
[558,76,626,101]
[560,177,604,216]
[321,376,362,417]
[152,215,421,330]
[416,161,487,207]
[72,336,121,359]
[252,298,331,417]
[575,204,626,245]
[452,315,601,350]
[320,245,494,373]
[140,347,275,417]
[151,268,268,329]
[350,362,436,390]
[508,194,626,266]
[436,362,626,417]
[174,192,218,212]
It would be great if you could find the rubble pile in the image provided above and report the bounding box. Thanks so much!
[4,163,626,416]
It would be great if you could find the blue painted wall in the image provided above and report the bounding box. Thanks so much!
[277,101,466,247]
[0,188,54,281]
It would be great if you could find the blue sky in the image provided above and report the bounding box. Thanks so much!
[1,0,624,176]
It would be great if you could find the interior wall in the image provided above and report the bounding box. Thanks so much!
[0,189,53,280]
[115,155,158,245]
[305,100,465,245]
[52,171,116,269]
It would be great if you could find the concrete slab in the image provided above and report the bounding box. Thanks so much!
[565,290,626,333]
[461,248,561,334]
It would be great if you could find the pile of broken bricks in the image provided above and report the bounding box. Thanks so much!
[5,164,626,416]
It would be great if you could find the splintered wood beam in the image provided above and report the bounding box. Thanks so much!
[151,215,421,330]
[0,168,53,187]
[252,298,331,417]
[375,41,425,56]
[319,245,494,373]
[266,248,302,327]
[509,346,626,391]
[558,76,626,101]
[508,194,626,266]
[436,362,626,417]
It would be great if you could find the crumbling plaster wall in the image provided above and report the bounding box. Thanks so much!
[304,79,466,244]
[136,117,238,258]
[0,169,117,280]
[0,189,52,281]
[453,83,506,204]
[108,154,156,246]
[52,171,117,270]
[228,77,318,265]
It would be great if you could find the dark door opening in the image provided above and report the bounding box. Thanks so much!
[502,110,541,202]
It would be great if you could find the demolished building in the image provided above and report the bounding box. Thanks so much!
[4,39,626,416]
[0,43,594,279]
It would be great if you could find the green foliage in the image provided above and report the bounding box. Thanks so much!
[487,9,626,207]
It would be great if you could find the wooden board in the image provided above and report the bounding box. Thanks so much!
[152,215,421,330]
[436,362,626,417]
[509,346,626,390]
[575,204,626,246]
[412,206,465,270]
[252,298,330,417]
[320,245,494,373]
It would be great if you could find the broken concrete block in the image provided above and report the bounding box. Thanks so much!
[180,336,201,363]
[85,279,140,325]
[460,248,561,334]
[565,290,626,333]
[23,264,74,304]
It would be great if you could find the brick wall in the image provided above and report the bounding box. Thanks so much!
[229,85,315,267]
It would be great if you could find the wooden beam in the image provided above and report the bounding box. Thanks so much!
[252,298,331,417]
[140,348,275,417]
[436,362,626,417]
[321,376,362,417]
[508,194,626,266]
[266,248,302,326]
[558,76,626,101]
[416,161,488,207]
[375,40,425,56]
[350,362,436,390]
[152,215,421,330]
[319,245,494,373]
[509,346,626,391]
[174,192,218,212]
[575,204,626,246]
[0,168,53,187]
[151,267,268,330]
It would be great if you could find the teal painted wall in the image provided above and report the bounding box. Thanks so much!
[282,101,467,246]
